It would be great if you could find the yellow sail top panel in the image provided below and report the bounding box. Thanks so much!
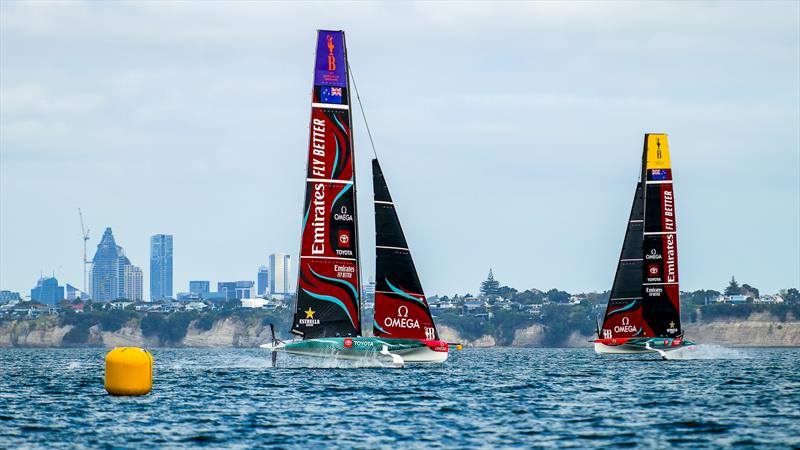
[645,133,671,170]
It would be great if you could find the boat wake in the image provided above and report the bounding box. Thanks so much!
[66,361,83,370]
[664,344,749,360]
[274,353,403,369]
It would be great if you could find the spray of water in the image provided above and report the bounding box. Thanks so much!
[664,344,749,360]
[271,348,403,369]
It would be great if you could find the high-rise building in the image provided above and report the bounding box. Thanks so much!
[0,291,21,303]
[65,284,86,301]
[236,281,254,299]
[362,277,376,307]
[189,281,210,295]
[150,234,173,301]
[124,265,143,301]
[269,253,291,297]
[217,282,237,301]
[90,227,142,302]
[217,281,255,300]
[31,277,65,305]
[257,266,269,297]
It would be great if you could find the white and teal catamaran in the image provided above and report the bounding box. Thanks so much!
[262,30,451,366]
[594,134,695,358]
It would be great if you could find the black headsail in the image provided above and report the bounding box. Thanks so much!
[372,159,438,341]
[291,30,362,339]
[599,183,646,339]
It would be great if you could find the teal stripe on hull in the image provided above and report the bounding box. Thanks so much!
[615,337,695,349]
[282,337,427,354]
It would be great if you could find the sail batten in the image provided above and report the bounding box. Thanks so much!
[600,134,681,340]
[291,30,362,339]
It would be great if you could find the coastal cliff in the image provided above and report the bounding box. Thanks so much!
[684,314,800,347]
[1,313,799,348]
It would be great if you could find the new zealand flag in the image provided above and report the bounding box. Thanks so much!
[320,87,343,104]
[649,169,668,181]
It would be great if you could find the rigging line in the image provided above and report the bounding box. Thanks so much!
[348,61,379,159]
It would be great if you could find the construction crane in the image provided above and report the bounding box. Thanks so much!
[78,208,90,297]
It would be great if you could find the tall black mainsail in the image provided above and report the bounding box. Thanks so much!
[291,30,362,339]
[371,159,438,341]
[600,134,681,340]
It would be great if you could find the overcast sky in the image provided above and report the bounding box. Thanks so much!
[1,2,798,299]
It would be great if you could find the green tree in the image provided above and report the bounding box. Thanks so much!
[497,285,518,300]
[724,276,741,296]
[545,288,570,303]
[513,289,544,305]
[782,288,800,305]
[741,283,760,299]
[479,269,500,300]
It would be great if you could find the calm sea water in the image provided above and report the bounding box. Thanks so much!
[1,346,798,449]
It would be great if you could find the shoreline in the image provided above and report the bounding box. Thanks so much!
[2,316,798,349]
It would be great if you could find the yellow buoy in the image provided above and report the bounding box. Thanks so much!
[104,347,153,396]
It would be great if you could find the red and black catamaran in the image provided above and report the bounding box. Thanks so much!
[594,134,694,357]
[263,30,449,365]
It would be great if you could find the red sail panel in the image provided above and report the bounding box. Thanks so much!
[307,108,354,182]
[299,181,357,260]
[600,299,652,339]
[373,289,437,340]
[296,258,360,336]
[292,30,361,339]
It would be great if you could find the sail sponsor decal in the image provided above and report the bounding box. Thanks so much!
[641,284,681,338]
[307,108,353,181]
[314,31,346,88]
[300,182,358,259]
[299,307,320,326]
[600,300,652,339]
[383,305,421,330]
[643,235,678,284]
[373,279,437,340]
[614,316,637,334]
[293,259,360,337]
[662,188,676,233]
[645,184,676,233]
[301,107,355,259]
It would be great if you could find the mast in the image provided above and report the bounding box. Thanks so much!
[291,30,362,339]
[641,133,681,337]
[372,159,438,341]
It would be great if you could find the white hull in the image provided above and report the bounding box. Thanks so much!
[594,342,657,355]
[393,346,448,363]
[260,340,448,364]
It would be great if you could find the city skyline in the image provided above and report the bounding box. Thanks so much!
[149,234,173,301]
[1,3,798,296]
[89,227,142,302]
